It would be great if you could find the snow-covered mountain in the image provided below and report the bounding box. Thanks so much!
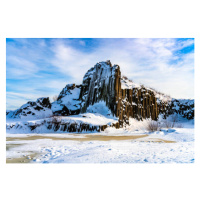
[7,97,52,120]
[6,60,194,133]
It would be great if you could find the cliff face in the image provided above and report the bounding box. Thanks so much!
[78,61,193,126]
[79,60,119,115]
[116,83,159,126]
[78,61,171,127]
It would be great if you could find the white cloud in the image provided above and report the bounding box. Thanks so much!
[6,38,194,109]
[7,56,40,78]
[50,42,96,83]
[49,38,194,99]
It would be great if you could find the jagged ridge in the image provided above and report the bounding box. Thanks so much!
[7,97,52,119]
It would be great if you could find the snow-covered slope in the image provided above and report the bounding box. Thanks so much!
[121,76,141,89]
[86,101,113,117]
[51,84,81,116]
[6,97,52,120]
[6,113,118,133]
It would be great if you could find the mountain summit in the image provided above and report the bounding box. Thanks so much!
[52,60,194,124]
[7,60,194,133]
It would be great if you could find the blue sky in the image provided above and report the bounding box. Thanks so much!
[6,38,194,110]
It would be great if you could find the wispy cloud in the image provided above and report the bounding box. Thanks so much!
[6,38,194,110]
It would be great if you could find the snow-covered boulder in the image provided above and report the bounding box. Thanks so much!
[51,84,81,116]
[6,97,53,120]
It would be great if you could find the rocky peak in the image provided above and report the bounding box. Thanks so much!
[6,97,52,119]
[51,83,82,116]
[79,60,120,114]
[78,61,176,127]
[7,60,194,125]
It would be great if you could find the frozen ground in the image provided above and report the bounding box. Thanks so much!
[6,117,194,164]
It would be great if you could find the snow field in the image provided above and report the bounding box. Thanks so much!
[6,120,194,163]
[6,136,194,163]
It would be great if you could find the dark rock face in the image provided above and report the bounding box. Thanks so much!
[38,97,52,109]
[113,76,175,126]
[78,61,194,126]
[116,85,160,126]
[6,97,52,119]
[78,61,167,127]
[79,60,119,115]
[51,84,82,116]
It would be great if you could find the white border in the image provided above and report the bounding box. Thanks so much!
[0,1,200,200]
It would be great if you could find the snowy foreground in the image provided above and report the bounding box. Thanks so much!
[6,117,194,164]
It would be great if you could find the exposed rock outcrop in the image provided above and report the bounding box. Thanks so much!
[78,61,180,127]
[51,84,81,116]
[164,99,194,120]
[7,60,194,133]
[6,97,52,119]
[50,60,193,126]
[6,114,116,133]
[79,60,119,115]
